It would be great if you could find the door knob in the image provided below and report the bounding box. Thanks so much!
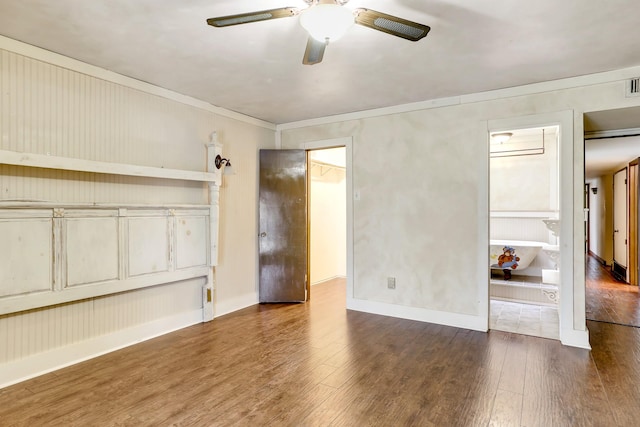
[260,232,267,237]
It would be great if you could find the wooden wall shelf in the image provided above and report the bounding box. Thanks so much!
[0,149,218,183]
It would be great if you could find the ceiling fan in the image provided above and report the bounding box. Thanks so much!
[206,0,430,65]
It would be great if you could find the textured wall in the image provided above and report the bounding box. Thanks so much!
[0,278,203,364]
[280,74,640,334]
[283,107,485,315]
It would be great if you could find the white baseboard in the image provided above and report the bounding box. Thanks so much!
[561,327,591,349]
[311,275,347,286]
[345,298,591,349]
[346,298,487,332]
[0,309,203,390]
[215,292,258,317]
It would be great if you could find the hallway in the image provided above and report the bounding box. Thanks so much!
[586,254,640,327]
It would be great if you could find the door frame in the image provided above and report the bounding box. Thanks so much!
[299,137,354,302]
[613,166,628,281]
[487,111,581,347]
[585,183,590,254]
[629,159,639,285]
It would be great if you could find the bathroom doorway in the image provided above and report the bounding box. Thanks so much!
[488,125,561,339]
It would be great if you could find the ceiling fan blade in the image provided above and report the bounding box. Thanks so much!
[302,37,326,65]
[353,9,430,41]
[207,7,299,27]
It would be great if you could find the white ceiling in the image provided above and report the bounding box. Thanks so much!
[1,0,640,125]
[584,108,640,179]
[585,136,640,179]
[584,107,640,133]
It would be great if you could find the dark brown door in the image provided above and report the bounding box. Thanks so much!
[258,149,307,302]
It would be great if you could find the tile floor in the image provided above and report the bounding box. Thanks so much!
[490,299,559,340]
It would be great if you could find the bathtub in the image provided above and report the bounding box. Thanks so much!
[489,240,545,275]
[490,239,556,303]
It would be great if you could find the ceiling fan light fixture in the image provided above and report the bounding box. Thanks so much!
[299,4,354,43]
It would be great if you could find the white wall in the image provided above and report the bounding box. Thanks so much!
[490,128,558,212]
[214,117,275,316]
[309,161,347,284]
[0,38,275,387]
[282,108,488,319]
[280,66,640,348]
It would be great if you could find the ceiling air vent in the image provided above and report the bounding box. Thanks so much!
[627,77,640,97]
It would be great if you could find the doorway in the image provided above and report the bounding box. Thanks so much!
[302,137,353,303]
[257,138,353,304]
[584,123,640,327]
[307,147,347,298]
[488,125,560,340]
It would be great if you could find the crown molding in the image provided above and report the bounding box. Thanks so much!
[277,65,640,131]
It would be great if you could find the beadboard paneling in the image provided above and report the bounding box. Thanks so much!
[490,216,554,244]
[490,282,558,306]
[0,47,215,379]
[0,278,203,365]
[0,41,276,385]
[0,48,212,206]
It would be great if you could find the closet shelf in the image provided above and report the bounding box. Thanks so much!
[310,159,345,176]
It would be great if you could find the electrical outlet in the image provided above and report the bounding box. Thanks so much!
[387,277,396,289]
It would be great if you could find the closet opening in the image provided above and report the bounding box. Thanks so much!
[307,147,347,300]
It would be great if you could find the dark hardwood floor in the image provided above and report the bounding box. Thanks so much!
[2,278,640,426]
[586,254,640,327]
